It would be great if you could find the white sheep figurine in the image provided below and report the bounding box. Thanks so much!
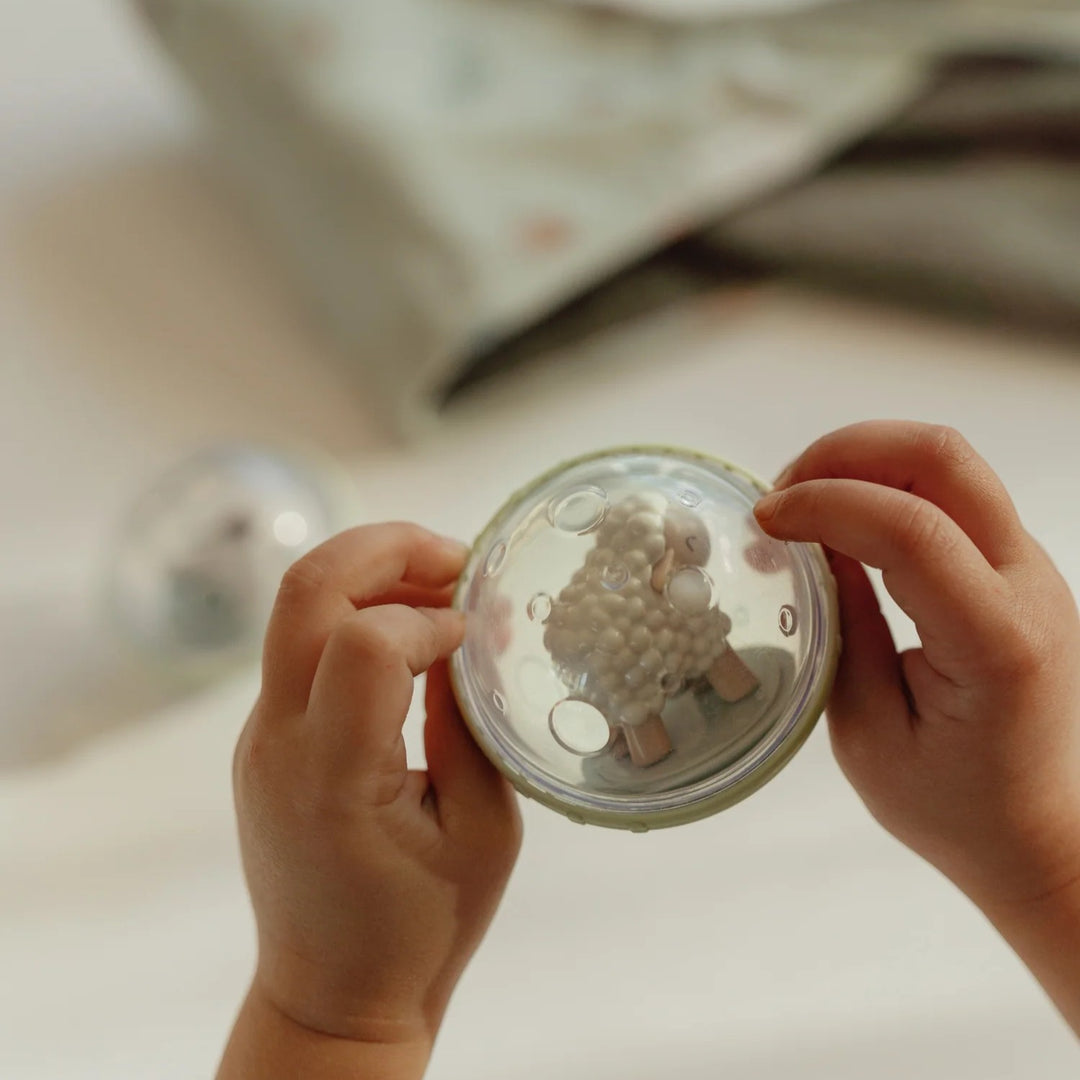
[543,494,759,766]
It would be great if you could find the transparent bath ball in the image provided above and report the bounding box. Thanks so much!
[107,445,349,676]
[451,447,840,831]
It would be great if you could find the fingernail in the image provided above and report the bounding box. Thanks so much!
[754,492,782,522]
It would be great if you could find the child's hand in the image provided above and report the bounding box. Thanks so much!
[754,421,1080,911]
[224,524,521,1073]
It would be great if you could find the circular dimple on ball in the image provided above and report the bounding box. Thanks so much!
[527,593,552,623]
[678,487,703,508]
[483,541,507,578]
[601,562,629,591]
[779,604,798,636]
[549,486,609,535]
[549,699,612,755]
[666,566,714,616]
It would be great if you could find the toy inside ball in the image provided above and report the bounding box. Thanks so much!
[451,447,839,831]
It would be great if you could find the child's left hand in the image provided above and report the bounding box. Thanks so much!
[225,524,521,1072]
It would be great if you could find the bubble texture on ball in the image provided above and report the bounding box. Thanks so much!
[451,448,839,831]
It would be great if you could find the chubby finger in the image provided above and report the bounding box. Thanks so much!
[305,605,466,803]
[824,553,911,757]
[369,582,458,611]
[756,479,1012,678]
[424,663,521,846]
[775,421,1027,568]
[263,524,468,714]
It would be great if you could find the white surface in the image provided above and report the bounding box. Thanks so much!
[2,3,1080,1078]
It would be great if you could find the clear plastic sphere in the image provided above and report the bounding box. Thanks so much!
[451,447,839,831]
[107,445,350,676]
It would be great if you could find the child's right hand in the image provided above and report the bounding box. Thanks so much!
[754,421,1080,913]
[218,524,521,1080]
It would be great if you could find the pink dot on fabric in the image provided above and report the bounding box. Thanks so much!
[518,216,575,254]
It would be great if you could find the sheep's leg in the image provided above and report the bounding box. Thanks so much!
[610,728,631,762]
[707,646,760,702]
[623,715,673,767]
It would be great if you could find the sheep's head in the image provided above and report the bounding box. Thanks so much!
[663,506,711,568]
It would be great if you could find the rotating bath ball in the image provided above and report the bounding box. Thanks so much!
[107,445,352,679]
[450,448,840,831]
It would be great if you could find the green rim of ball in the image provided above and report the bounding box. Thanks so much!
[450,445,841,832]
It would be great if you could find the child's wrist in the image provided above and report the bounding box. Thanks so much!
[255,944,436,1048]
[969,871,1080,1034]
[259,982,433,1058]
[219,981,433,1080]
[942,808,1080,915]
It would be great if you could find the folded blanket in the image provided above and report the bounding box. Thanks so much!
[708,56,1080,332]
[137,0,1080,432]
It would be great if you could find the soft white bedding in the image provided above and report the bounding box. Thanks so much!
[3,3,1080,1078]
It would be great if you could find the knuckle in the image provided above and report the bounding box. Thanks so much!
[232,711,272,799]
[919,424,975,474]
[374,520,432,554]
[989,583,1050,681]
[996,621,1047,682]
[923,423,967,458]
[334,613,399,665]
[333,604,434,670]
[782,479,828,529]
[231,729,249,790]
[888,496,950,558]
[277,555,329,603]
[417,621,441,667]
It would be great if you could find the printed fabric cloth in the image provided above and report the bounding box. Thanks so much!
[139,0,1080,432]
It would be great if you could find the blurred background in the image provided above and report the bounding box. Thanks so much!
[2,0,1079,1077]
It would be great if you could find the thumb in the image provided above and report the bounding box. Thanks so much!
[424,662,522,851]
[825,553,913,774]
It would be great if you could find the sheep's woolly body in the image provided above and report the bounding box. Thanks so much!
[543,494,732,732]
